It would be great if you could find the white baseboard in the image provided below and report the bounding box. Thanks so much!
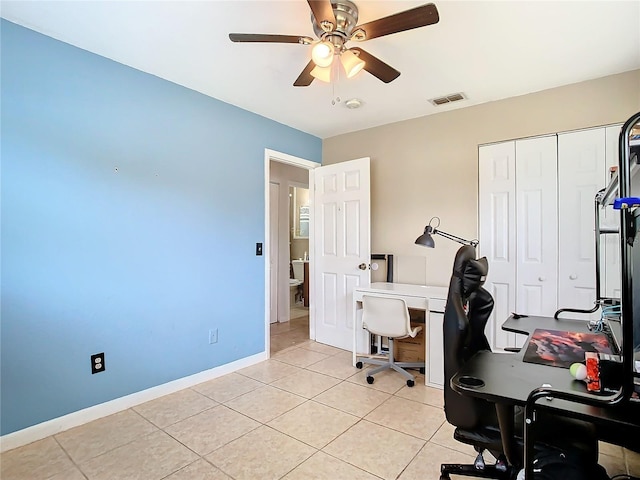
[0,351,267,453]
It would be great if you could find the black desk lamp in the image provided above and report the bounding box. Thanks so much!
[415,217,479,248]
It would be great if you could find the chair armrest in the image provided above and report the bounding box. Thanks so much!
[409,325,422,337]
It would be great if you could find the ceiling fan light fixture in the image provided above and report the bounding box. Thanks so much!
[351,28,366,42]
[310,64,332,83]
[341,50,365,78]
[311,40,335,68]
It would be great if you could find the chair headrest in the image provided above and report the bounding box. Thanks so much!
[450,245,489,299]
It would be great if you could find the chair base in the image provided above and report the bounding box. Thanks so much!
[441,452,516,480]
[440,463,516,480]
[356,338,424,386]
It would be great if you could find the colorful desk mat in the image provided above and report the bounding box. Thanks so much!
[523,328,613,368]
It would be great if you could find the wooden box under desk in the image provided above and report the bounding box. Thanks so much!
[395,310,426,363]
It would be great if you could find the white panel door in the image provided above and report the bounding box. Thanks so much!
[603,125,622,301]
[479,141,517,350]
[515,135,558,318]
[558,128,607,319]
[314,158,371,350]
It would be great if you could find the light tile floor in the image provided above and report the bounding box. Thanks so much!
[2,315,638,480]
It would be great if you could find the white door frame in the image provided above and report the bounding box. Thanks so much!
[264,148,319,357]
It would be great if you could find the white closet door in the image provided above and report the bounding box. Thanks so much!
[558,128,607,319]
[603,125,622,300]
[479,141,517,350]
[515,136,558,318]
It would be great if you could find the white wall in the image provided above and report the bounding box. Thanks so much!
[323,70,640,287]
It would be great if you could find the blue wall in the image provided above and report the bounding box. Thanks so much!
[0,20,321,435]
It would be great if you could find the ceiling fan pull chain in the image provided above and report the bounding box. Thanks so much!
[332,61,341,105]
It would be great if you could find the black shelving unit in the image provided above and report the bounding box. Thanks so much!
[523,112,640,479]
[616,111,640,397]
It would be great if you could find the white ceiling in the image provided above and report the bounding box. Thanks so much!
[2,1,639,139]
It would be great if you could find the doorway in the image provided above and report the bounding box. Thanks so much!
[289,183,309,317]
[264,149,318,357]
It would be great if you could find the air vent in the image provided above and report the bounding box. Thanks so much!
[429,92,467,106]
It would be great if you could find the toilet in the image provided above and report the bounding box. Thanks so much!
[290,260,306,306]
[292,259,305,282]
[289,278,303,306]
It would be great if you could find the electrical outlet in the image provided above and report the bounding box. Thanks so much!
[209,328,218,344]
[91,353,105,374]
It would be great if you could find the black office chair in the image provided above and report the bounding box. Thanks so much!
[439,246,601,480]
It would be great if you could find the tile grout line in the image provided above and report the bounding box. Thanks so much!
[51,435,90,480]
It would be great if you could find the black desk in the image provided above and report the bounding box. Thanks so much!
[451,315,639,478]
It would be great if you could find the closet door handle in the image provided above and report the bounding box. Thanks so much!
[538,276,546,282]
[569,274,578,280]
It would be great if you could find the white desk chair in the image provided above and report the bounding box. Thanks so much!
[355,295,424,387]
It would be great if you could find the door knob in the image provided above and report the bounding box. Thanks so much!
[569,274,578,280]
[538,276,546,282]
[358,263,367,270]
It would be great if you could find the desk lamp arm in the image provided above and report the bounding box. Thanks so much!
[415,217,479,248]
[434,229,479,247]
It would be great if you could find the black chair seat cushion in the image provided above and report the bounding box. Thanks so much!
[454,425,505,454]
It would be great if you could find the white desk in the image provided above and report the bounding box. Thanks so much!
[352,282,448,388]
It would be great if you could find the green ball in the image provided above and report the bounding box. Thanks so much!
[570,363,580,376]
[570,362,586,380]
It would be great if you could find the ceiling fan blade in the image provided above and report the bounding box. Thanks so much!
[349,48,400,83]
[307,0,337,32]
[229,33,313,44]
[294,60,316,87]
[353,3,439,41]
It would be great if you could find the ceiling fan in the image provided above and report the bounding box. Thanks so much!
[229,0,439,87]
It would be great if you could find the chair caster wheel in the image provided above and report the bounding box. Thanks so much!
[356,361,363,369]
[366,376,374,384]
[495,455,508,473]
[406,379,415,387]
[419,367,425,374]
[440,475,450,480]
